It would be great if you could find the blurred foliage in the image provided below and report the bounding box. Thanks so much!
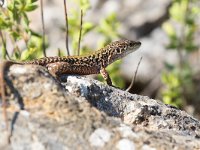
[96,13,120,48]
[0,0,44,60]
[0,0,125,88]
[162,0,200,107]
[96,13,124,87]
[66,0,124,87]
[161,64,195,107]
[67,0,94,55]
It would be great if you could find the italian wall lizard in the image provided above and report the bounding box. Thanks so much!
[1,39,141,86]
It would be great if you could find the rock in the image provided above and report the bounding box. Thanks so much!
[0,64,200,150]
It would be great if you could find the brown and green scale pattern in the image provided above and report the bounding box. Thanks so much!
[24,39,141,76]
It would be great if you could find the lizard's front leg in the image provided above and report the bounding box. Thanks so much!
[100,67,112,86]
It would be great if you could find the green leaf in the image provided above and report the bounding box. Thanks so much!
[1,46,7,59]
[24,4,38,12]
[0,17,11,29]
[80,0,90,11]
[162,22,176,37]
[11,30,21,40]
[31,0,38,3]
[22,13,30,26]
[82,22,95,35]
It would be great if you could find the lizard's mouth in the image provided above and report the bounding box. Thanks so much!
[125,42,141,56]
[134,41,141,49]
[120,51,134,59]
[120,44,140,58]
[125,51,133,57]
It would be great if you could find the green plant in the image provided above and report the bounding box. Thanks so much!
[161,0,200,107]
[0,0,44,60]
[66,0,94,55]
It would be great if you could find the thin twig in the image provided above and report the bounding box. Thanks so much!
[0,62,8,132]
[40,0,46,57]
[64,0,70,56]
[126,56,143,92]
[77,9,83,56]
[0,30,10,59]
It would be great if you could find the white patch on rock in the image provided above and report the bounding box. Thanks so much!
[116,139,135,150]
[141,145,156,150]
[117,124,138,139]
[124,108,141,124]
[65,85,73,93]
[10,66,28,74]
[67,76,91,95]
[44,83,54,90]
[20,110,30,117]
[89,128,112,147]
[31,142,45,150]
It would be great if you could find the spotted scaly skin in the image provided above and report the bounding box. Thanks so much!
[2,39,141,86]
[24,39,141,85]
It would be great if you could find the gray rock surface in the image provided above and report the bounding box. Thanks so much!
[0,64,200,150]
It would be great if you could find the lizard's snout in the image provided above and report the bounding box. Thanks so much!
[135,41,141,47]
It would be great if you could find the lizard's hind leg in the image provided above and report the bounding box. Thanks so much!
[46,62,70,80]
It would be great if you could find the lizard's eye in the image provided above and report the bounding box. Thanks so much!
[129,42,134,47]
[116,48,121,53]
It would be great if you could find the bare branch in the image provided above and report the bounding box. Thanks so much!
[0,30,10,59]
[77,9,83,56]
[126,56,143,92]
[64,0,70,56]
[40,0,46,57]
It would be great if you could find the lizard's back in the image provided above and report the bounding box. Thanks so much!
[23,39,141,76]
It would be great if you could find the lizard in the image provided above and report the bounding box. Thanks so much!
[0,39,141,140]
[1,39,141,85]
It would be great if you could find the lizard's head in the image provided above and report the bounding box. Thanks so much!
[108,39,141,61]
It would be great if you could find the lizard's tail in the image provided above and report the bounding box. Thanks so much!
[23,57,62,66]
[23,59,44,65]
